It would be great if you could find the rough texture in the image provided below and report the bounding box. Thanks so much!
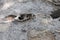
[0,0,60,40]
[28,29,55,40]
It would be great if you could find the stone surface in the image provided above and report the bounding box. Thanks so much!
[28,29,55,40]
[0,0,60,40]
[0,22,10,32]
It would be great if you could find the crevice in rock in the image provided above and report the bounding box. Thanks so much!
[17,13,35,22]
[50,9,60,19]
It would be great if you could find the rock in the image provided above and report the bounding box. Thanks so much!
[0,15,16,32]
[52,0,60,3]
[28,29,56,40]
[45,0,60,6]
[51,0,60,6]
[36,13,53,25]
[0,0,4,9]
[4,15,17,22]
[0,23,10,32]
[17,0,28,3]
[0,0,59,40]
[0,15,16,23]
